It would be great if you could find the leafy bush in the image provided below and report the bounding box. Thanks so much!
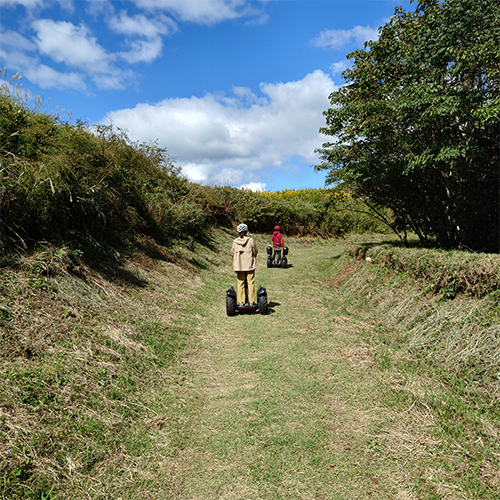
[0,88,204,251]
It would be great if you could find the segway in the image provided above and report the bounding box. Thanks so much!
[226,278,268,316]
[267,246,288,268]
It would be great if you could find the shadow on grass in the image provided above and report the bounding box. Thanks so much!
[353,237,430,252]
[81,248,150,289]
[266,301,280,315]
[102,263,149,288]
[78,229,225,287]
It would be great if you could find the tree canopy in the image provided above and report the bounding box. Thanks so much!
[316,0,500,252]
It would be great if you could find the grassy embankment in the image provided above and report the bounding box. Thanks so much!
[0,74,385,256]
[1,232,499,499]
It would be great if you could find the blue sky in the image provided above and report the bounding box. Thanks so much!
[0,0,412,192]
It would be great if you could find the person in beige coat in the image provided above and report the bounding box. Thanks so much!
[231,223,258,306]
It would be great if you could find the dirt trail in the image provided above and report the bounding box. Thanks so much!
[166,239,446,499]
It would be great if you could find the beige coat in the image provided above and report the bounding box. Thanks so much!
[231,235,258,271]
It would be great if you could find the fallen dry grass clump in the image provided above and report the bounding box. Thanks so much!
[365,246,500,389]
[336,245,500,393]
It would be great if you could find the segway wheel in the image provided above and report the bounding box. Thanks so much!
[281,256,288,269]
[267,256,272,268]
[226,295,236,316]
[226,287,237,316]
[257,286,268,315]
[258,294,268,315]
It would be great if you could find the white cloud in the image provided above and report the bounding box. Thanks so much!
[0,0,44,7]
[92,70,134,90]
[109,11,177,38]
[1,8,181,92]
[239,182,266,192]
[104,70,336,186]
[0,0,72,7]
[331,60,350,75]
[109,11,178,63]
[312,25,379,50]
[29,19,136,89]
[32,20,113,73]
[119,37,163,63]
[24,63,86,91]
[0,27,87,91]
[0,28,38,53]
[2,16,167,91]
[0,0,265,94]
[84,0,114,18]
[130,0,260,24]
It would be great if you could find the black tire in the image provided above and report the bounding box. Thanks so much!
[281,257,288,269]
[257,292,268,315]
[226,293,237,316]
[267,256,272,268]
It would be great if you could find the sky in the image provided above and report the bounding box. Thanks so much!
[0,0,412,192]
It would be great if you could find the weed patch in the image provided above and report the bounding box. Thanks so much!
[0,241,212,499]
[330,240,500,498]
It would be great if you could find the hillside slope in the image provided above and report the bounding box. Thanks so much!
[1,231,499,499]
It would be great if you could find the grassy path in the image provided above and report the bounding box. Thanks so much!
[3,234,498,499]
[162,237,442,499]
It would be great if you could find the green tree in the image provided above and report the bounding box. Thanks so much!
[316,0,500,251]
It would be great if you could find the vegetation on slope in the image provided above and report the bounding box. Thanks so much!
[316,0,500,251]
[0,84,207,253]
[0,236,218,499]
[0,233,499,499]
[0,78,387,259]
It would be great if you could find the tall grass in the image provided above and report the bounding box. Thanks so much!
[0,77,389,256]
[340,242,500,408]
[0,89,204,252]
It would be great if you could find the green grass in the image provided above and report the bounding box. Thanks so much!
[1,232,499,498]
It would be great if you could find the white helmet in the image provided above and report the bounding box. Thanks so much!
[237,223,248,234]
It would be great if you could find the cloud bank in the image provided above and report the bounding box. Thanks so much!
[0,1,383,189]
[311,25,379,50]
[1,1,375,92]
[105,70,336,187]
[0,0,266,91]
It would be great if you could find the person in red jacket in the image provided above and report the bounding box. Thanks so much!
[271,225,284,263]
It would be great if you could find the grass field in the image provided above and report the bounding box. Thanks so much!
[1,231,499,499]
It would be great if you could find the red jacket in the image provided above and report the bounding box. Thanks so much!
[272,231,284,248]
